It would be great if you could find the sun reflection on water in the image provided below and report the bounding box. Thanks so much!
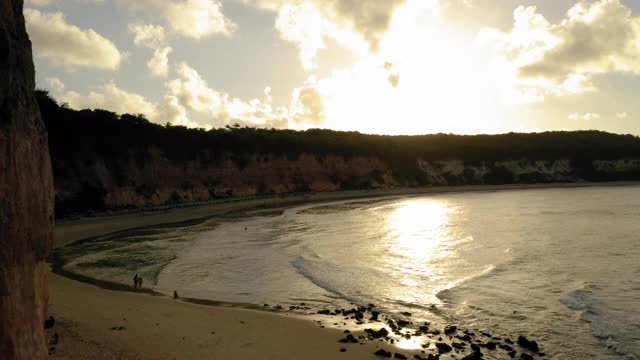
[382,199,457,303]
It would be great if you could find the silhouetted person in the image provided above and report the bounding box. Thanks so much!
[44,316,55,329]
[133,274,139,288]
[174,290,179,299]
[138,277,143,288]
[48,332,59,354]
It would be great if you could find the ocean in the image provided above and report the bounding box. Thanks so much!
[60,186,640,359]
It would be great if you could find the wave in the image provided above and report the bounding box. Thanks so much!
[561,283,638,359]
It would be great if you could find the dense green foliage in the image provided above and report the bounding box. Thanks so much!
[37,89,640,216]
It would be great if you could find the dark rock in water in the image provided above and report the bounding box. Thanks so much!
[499,344,514,352]
[457,334,472,341]
[419,325,430,334]
[484,341,497,350]
[338,334,358,343]
[371,311,381,321]
[470,343,480,353]
[452,342,465,350]
[394,353,408,359]
[444,325,458,335]
[508,350,517,358]
[517,336,540,353]
[355,312,364,321]
[461,352,483,360]
[344,330,351,333]
[505,338,514,344]
[365,327,389,338]
[436,343,453,353]
[375,349,393,357]
[318,309,331,315]
[520,354,534,360]
[397,320,410,328]
[401,312,412,316]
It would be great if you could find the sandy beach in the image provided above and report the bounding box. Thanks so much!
[47,182,640,359]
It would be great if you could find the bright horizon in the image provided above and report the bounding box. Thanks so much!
[27,0,640,136]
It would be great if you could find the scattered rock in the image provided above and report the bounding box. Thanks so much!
[520,354,534,360]
[401,312,412,316]
[394,353,408,359]
[365,327,390,339]
[397,320,410,328]
[340,348,347,352]
[461,352,483,360]
[318,309,331,315]
[375,349,393,357]
[517,336,540,353]
[436,343,452,353]
[444,325,457,335]
[484,341,496,350]
[338,334,358,344]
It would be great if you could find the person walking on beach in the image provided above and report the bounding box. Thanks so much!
[174,290,179,299]
[133,274,139,288]
[138,276,143,289]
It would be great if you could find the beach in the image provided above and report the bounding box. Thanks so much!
[47,182,640,359]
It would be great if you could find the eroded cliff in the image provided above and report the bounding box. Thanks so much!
[0,1,54,358]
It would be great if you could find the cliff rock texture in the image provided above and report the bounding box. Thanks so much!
[0,1,54,358]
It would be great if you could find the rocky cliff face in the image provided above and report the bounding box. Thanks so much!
[52,145,640,216]
[0,1,54,358]
[54,150,397,213]
[417,158,640,185]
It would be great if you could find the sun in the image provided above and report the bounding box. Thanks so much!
[306,0,512,135]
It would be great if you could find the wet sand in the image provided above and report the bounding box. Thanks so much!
[47,182,639,359]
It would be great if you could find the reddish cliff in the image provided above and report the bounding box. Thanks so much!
[0,1,54,358]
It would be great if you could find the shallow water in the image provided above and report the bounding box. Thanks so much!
[63,186,640,359]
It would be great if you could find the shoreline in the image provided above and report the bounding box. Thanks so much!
[53,181,640,249]
[48,181,640,359]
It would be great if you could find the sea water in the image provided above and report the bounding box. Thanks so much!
[63,186,640,359]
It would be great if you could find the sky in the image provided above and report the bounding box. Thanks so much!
[26,0,640,135]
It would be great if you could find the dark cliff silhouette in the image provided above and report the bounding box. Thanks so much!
[0,1,54,358]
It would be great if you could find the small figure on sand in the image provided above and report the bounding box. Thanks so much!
[245,226,247,231]
[138,276,143,289]
[133,274,139,288]
[48,332,59,354]
[174,290,179,299]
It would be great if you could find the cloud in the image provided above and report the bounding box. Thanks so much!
[569,112,600,121]
[120,0,236,39]
[479,0,640,102]
[616,112,629,119]
[247,0,405,68]
[163,63,289,128]
[129,23,166,49]
[25,9,124,70]
[148,46,172,78]
[291,79,325,124]
[46,77,65,94]
[61,82,155,116]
